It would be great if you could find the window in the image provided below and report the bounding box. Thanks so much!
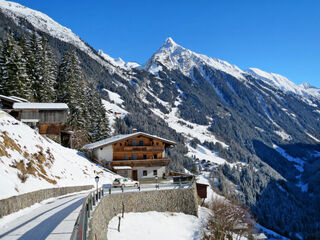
[143,154,147,159]
[120,143,122,146]
[139,140,144,146]
[132,140,136,146]
[153,170,157,176]
[154,154,157,159]
[132,154,136,160]
[143,170,147,176]
[124,155,128,160]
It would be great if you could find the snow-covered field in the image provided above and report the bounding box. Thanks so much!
[0,111,117,199]
[107,210,205,240]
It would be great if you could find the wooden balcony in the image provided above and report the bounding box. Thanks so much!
[115,146,164,152]
[110,158,170,168]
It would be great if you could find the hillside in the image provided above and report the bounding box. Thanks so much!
[0,111,117,200]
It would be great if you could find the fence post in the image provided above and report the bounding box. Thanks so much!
[118,216,121,232]
[86,203,90,218]
[122,202,125,218]
[121,185,124,193]
[109,188,111,194]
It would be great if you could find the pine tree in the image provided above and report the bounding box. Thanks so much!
[86,84,110,142]
[26,31,42,101]
[0,33,32,99]
[38,35,57,102]
[57,50,88,130]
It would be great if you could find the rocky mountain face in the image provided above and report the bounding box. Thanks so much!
[0,1,320,239]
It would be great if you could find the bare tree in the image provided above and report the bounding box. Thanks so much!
[203,197,254,240]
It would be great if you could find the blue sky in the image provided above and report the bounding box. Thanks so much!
[17,0,320,87]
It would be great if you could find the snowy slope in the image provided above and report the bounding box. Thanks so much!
[0,111,117,200]
[0,0,134,78]
[145,37,246,80]
[98,50,140,70]
[101,89,128,134]
[247,68,320,100]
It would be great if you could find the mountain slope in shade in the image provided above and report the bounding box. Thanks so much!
[0,111,117,200]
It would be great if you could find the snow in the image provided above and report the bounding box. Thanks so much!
[0,191,88,239]
[272,144,304,172]
[98,50,140,70]
[255,223,290,240]
[272,143,308,192]
[145,37,246,81]
[150,106,227,148]
[12,102,68,110]
[305,131,320,143]
[101,96,128,134]
[0,111,117,199]
[187,145,226,165]
[0,0,135,80]
[107,211,202,240]
[0,94,28,103]
[274,130,292,141]
[247,68,320,100]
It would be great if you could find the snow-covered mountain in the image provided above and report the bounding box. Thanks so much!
[98,50,140,70]
[145,37,245,80]
[145,37,320,103]
[246,68,320,100]
[0,111,117,200]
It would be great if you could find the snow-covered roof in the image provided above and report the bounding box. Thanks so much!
[113,166,132,170]
[82,132,176,150]
[13,103,69,110]
[0,94,28,103]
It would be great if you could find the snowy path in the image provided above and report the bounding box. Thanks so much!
[0,192,88,240]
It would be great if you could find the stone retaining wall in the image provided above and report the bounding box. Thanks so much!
[89,183,198,240]
[0,185,93,218]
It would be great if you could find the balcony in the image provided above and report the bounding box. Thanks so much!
[110,158,170,168]
[115,146,164,152]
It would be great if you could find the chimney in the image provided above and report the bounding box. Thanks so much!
[132,128,137,133]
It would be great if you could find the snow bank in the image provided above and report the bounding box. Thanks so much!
[0,112,117,199]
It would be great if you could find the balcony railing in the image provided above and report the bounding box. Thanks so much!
[110,158,170,167]
[120,146,164,152]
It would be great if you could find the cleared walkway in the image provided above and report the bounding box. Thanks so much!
[0,192,88,240]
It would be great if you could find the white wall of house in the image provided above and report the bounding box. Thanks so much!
[133,166,166,179]
[93,145,113,162]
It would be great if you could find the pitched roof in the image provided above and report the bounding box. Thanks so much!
[0,94,29,103]
[82,132,176,150]
[13,103,69,110]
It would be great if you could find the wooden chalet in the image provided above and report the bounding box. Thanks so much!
[11,102,72,147]
[83,132,176,180]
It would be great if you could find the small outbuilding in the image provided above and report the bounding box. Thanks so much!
[11,102,72,147]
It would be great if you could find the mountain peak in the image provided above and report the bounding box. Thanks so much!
[162,37,178,49]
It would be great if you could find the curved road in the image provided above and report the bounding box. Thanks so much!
[0,192,88,240]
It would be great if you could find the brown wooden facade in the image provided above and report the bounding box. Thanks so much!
[110,136,170,169]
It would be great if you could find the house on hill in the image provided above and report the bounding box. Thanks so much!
[82,132,176,180]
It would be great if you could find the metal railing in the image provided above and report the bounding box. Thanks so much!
[70,177,195,240]
[70,187,104,240]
